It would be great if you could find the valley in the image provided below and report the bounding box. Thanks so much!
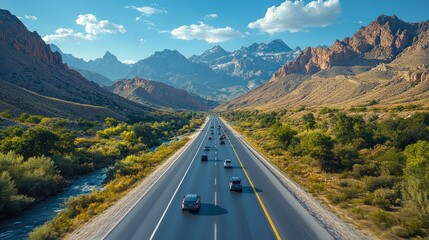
[1,2,429,240]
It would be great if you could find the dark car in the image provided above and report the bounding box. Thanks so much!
[208,136,212,140]
[220,140,225,145]
[204,146,210,151]
[229,177,242,191]
[201,154,208,161]
[182,194,201,212]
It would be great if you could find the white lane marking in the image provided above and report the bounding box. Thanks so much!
[214,178,216,185]
[214,223,217,240]
[149,121,211,240]
[215,191,217,206]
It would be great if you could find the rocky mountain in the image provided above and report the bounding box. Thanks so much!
[50,44,130,80]
[107,77,218,110]
[0,9,153,120]
[217,15,429,111]
[125,49,245,101]
[189,39,301,86]
[74,69,112,86]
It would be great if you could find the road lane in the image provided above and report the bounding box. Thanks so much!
[106,116,334,240]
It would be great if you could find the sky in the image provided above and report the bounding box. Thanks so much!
[0,0,428,63]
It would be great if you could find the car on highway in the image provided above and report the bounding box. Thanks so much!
[201,154,208,161]
[229,177,242,191]
[208,136,212,140]
[204,146,210,151]
[220,140,225,145]
[224,159,232,168]
[182,194,201,212]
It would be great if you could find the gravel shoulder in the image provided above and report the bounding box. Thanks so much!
[66,119,208,240]
[221,118,369,240]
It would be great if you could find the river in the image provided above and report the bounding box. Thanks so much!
[0,168,106,240]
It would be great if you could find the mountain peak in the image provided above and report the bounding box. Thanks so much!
[375,14,399,25]
[265,39,292,52]
[103,51,118,61]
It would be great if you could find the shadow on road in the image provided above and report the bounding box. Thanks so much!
[241,186,263,194]
[191,203,228,216]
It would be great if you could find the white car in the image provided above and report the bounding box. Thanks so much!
[224,159,232,168]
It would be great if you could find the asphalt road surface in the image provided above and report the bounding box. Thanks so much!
[105,116,333,240]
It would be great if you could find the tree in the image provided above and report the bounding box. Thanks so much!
[300,132,337,172]
[104,117,117,127]
[402,140,429,222]
[19,128,59,158]
[270,123,297,148]
[303,113,316,130]
[333,113,373,147]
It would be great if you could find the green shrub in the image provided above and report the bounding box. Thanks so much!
[372,188,397,210]
[364,175,396,192]
[371,210,397,229]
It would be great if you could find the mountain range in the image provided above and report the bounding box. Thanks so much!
[217,15,429,111]
[189,39,301,87]
[53,39,300,102]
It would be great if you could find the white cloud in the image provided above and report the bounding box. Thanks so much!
[42,28,85,42]
[205,14,218,19]
[170,22,242,43]
[76,14,126,36]
[25,15,38,21]
[43,14,126,42]
[126,6,166,18]
[248,0,342,34]
[139,38,147,45]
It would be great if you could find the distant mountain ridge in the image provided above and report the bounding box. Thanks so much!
[52,40,300,102]
[217,15,429,111]
[0,9,153,120]
[50,44,129,81]
[107,77,218,110]
[189,39,301,87]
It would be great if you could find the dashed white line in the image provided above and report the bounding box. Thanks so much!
[215,191,217,206]
[149,122,210,240]
[214,223,217,240]
[214,178,216,185]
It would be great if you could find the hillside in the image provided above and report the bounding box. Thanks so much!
[0,9,153,120]
[107,77,218,110]
[217,15,429,111]
[0,80,125,121]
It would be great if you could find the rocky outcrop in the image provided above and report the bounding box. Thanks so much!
[273,15,428,80]
[401,65,429,82]
[0,9,62,65]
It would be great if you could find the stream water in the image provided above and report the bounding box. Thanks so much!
[0,168,106,240]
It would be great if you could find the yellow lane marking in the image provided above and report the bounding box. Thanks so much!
[228,137,282,240]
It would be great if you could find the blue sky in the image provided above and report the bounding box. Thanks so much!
[1,0,428,63]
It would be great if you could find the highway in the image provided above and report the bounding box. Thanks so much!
[105,116,333,240]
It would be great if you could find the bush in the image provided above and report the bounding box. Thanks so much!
[371,210,398,229]
[372,188,398,210]
[333,144,361,170]
[364,175,396,192]
[299,132,337,171]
